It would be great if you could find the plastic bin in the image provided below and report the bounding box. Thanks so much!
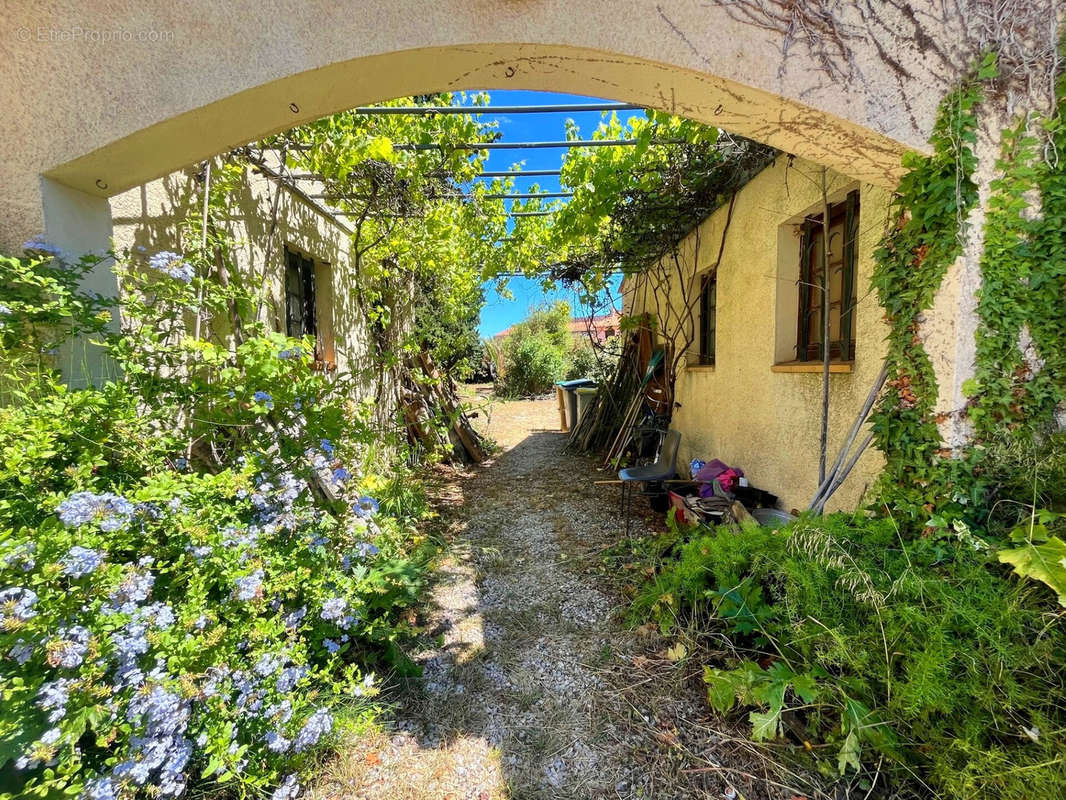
[556,379,596,431]
[575,386,598,427]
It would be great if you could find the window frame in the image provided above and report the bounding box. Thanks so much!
[796,190,859,363]
[284,246,318,342]
[697,269,717,366]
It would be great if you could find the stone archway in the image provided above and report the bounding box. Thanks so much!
[2,0,971,254]
[2,0,989,431]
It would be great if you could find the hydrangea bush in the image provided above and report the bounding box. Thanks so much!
[0,245,430,800]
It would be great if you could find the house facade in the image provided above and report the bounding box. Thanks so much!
[108,157,399,418]
[625,155,892,513]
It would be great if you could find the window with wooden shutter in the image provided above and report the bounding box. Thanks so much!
[797,190,859,362]
[284,247,317,340]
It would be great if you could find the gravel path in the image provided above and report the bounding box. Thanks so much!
[314,393,774,800]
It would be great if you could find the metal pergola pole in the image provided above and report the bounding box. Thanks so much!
[351,103,642,115]
[308,191,573,201]
[281,169,565,180]
[285,139,683,152]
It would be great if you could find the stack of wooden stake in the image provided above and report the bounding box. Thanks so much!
[399,352,486,464]
[565,331,642,455]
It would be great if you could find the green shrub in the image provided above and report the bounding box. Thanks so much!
[0,249,430,800]
[497,301,572,397]
[628,512,1066,799]
[565,340,598,381]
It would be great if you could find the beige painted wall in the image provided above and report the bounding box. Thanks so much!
[109,162,387,405]
[0,1,979,253]
[626,156,892,512]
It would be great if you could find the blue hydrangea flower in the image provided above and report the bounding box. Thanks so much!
[320,597,347,622]
[331,467,350,484]
[323,638,340,654]
[57,492,135,530]
[1,587,39,624]
[271,774,300,800]
[278,347,302,360]
[234,569,264,601]
[320,439,335,456]
[148,251,195,283]
[61,546,105,577]
[253,391,274,410]
[352,496,379,519]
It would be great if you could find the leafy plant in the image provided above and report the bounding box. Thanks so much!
[623,510,1066,799]
[997,509,1066,606]
[0,239,433,800]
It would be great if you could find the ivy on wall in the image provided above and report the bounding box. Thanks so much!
[871,52,1066,532]
[969,81,1066,451]
[869,64,984,528]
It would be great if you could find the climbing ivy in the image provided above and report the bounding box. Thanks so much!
[969,81,1066,454]
[869,62,985,528]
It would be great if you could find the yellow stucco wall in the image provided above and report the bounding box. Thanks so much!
[108,162,386,404]
[626,156,892,512]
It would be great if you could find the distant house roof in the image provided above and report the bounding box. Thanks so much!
[493,310,621,341]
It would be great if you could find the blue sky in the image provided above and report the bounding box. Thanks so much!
[456,90,642,337]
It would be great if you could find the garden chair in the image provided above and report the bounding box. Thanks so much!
[619,429,681,537]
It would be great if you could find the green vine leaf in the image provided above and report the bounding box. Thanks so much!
[997,536,1066,607]
[838,729,861,775]
[749,709,781,742]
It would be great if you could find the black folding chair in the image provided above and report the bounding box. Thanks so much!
[619,429,681,536]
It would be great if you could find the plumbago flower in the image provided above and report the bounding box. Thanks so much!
[60,546,105,577]
[352,496,379,519]
[22,235,64,258]
[57,491,135,531]
[292,707,332,752]
[3,541,37,572]
[37,678,72,723]
[235,569,265,601]
[0,586,39,625]
[0,357,425,800]
[272,774,300,800]
[148,251,195,283]
[253,391,274,410]
[48,625,91,669]
[320,597,347,622]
